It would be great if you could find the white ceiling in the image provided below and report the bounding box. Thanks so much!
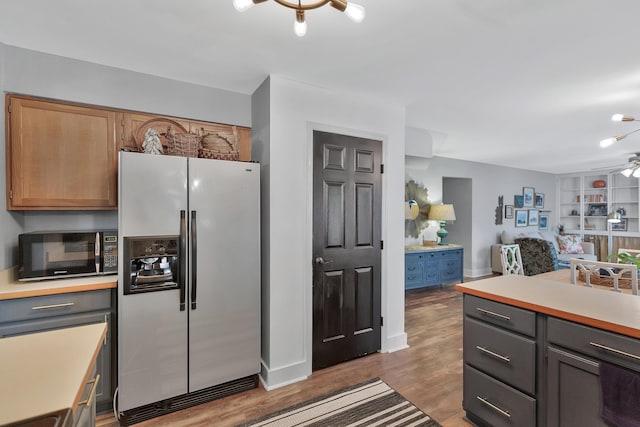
[2,0,640,174]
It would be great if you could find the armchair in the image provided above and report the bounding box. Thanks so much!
[491,230,596,274]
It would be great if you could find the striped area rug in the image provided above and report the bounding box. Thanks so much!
[239,378,441,427]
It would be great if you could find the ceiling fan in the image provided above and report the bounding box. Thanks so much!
[595,153,640,177]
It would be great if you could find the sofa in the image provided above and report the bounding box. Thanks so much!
[491,230,596,274]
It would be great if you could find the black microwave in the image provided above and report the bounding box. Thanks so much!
[18,230,118,281]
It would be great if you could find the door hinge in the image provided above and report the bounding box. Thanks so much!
[380,164,384,173]
[380,316,384,327]
[8,190,12,200]
[380,240,384,250]
[7,104,12,113]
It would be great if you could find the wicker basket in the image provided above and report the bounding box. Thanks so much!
[577,269,633,289]
[166,127,200,158]
[198,126,239,161]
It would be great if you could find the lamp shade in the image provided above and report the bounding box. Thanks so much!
[428,204,456,221]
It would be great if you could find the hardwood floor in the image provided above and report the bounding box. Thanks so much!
[98,284,471,427]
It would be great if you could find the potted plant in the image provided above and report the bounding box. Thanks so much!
[607,252,640,269]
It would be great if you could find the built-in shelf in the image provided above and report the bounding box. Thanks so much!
[557,172,639,235]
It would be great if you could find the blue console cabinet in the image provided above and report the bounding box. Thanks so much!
[405,246,464,290]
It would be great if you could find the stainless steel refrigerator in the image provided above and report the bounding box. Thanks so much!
[117,151,260,424]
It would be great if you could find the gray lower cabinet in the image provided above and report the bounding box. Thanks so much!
[462,295,537,427]
[0,289,113,414]
[546,346,605,427]
[74,364,99,427]
[405,247,463,290]
[463,295,640,427]
[546,317,640,427]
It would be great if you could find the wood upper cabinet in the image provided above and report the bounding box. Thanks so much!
[121,112,251,161]
[5,95,252,210]
[188,119,251,161]
[6,96,118,210]
[120,111,189,152]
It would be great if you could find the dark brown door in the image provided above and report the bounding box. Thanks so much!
[312,130,382,370]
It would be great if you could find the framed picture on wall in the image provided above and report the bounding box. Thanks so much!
[539,213,549,230]
[515,209,528,227]
[528,210,539,226]
[505,205,514,219]
[514,195,523,208]
[612,218,628,231]
[523,187,535,207]
[535,193,544,209]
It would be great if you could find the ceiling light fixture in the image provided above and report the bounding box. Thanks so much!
[600,114,640,147]
[232,0,365,37]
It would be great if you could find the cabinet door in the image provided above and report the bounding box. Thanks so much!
[121,111,190,152]
[546,346,607,427]
[188,119,251,161]
[439,250,462,283]
[7,96,117,209]
[405,253,424,289]
[0,311,112,410]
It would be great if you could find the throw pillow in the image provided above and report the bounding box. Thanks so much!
[514,237,557,275]
[557,234,584,254]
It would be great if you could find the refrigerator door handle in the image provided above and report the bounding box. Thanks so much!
[179,210,187,311]
[191,210,197,310]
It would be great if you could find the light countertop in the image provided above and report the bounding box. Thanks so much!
[456,275,640,339]
[405,243,463,252]
[0,266,117,301]
[0,323,107,425]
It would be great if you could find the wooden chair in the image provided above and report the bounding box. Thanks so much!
[618,248,640,257]
[500,244,524,276]
[569,259,638,295]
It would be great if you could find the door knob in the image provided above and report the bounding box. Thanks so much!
[315,257,333,265]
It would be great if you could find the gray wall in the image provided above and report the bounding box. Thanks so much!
[0,44,25,269]
[0,43,252,270]
[443,177,473,271]
[251,77,271,368]
[406,156,556,277]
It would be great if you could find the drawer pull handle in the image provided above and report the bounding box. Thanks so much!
[590,342,640,361]
[477,396,511,418]
[476,345,511,363]
[476,307,511,321]
[31,302,75,310]
[79,374,100,407]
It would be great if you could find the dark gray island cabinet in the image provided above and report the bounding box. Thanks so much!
[458,275,640,427]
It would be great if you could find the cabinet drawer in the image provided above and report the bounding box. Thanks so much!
[405,259,423,279]
[464,365,536,427]
[547,317,640,372]
[405,253,424,263]
[464,318,536,394]
[439,249,462,259]
[0,290,111,323]
[424,261,439,284]
[440,260,462,282]
[464,295,535,337]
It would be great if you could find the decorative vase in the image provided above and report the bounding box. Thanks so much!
[592,180,606,188]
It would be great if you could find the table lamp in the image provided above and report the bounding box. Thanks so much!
[428,204,456,245]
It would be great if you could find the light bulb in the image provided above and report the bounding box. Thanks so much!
[621,168,634,177]
[294,11,307,37]
[344,2,365,23]
[233,0,254,12]
[600,137,617,147]
[633,168,640,178]
[612,114,625,122]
